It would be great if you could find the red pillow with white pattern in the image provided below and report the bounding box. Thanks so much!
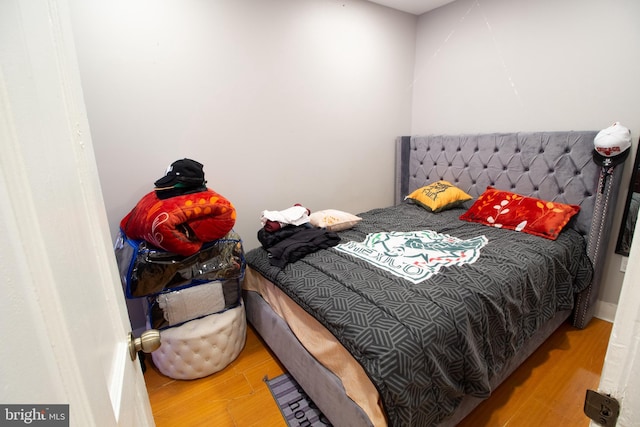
[459,187,580,240]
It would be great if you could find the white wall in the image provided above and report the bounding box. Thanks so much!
[412,0,640,317]
[69,0,417,328]
[71,0,416,249]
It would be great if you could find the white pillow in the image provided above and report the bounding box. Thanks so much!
[309,209,362,232]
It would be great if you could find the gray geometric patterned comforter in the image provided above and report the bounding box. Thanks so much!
[245,202,593,426]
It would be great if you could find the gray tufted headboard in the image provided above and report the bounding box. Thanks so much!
[395,132,625,328]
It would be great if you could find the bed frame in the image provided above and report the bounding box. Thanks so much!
[244,131,625,426]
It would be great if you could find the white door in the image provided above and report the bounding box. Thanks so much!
[0,1,155,425]
[593,230,640,425]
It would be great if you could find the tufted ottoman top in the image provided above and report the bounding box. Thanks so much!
[151,302,246,380]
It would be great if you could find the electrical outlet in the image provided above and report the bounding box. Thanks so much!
[620,256,628,273]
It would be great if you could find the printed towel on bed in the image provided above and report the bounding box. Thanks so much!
[335,230,487,284]
[245,203,593,426]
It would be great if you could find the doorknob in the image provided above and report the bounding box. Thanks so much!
[128,330,161,361]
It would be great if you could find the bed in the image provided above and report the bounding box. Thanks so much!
[243,131,625,426]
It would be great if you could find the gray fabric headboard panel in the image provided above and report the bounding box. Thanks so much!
[394,132,625,328]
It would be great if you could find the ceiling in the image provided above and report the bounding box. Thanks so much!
[367,0,456,15]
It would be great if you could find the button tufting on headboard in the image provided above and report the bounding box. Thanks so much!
[394,131,627,329]
[398,132,607,238]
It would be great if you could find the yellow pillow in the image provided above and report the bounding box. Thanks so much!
[405,181,472,213]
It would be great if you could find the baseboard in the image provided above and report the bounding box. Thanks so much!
[594,300,617,323]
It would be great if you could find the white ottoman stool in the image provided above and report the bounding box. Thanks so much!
[150,301,246,380]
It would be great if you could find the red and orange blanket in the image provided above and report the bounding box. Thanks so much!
[120,189,236,256]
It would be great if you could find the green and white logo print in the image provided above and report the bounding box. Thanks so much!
[336,230,488,284]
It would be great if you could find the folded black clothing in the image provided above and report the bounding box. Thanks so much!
[267,228,340,268]
[258,224,311,249]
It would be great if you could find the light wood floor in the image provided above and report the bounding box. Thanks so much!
[144,317,612,427]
